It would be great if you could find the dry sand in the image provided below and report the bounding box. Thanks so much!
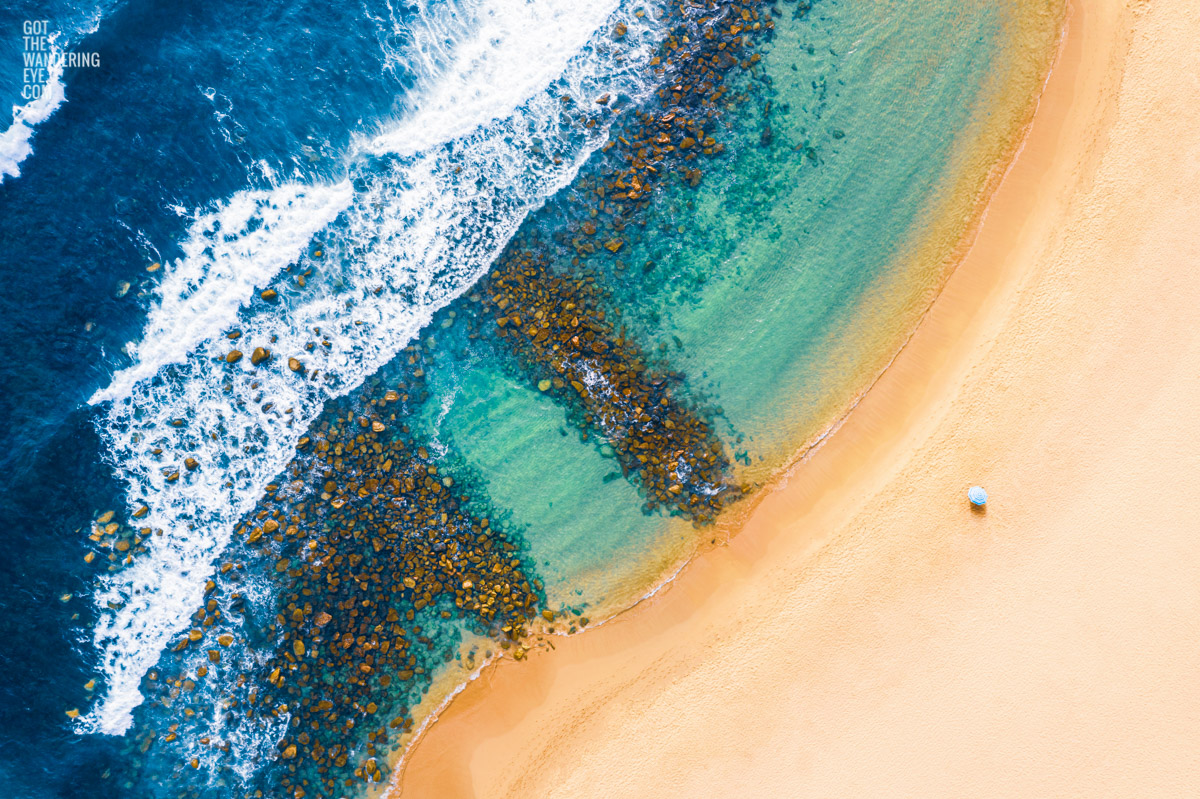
[390,0,1200,795]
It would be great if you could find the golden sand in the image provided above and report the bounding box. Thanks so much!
[390,0,1200,795]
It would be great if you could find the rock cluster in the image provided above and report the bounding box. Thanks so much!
[462,0,776,523]
[121,345,542,798]
[238,363,540,796]
[88,2,781,796]
[476,251,739,523]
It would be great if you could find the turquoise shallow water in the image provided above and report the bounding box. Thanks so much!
[422,0,1060,615]
[426,364,672,609]
[126,2,1061,794]
[0,0,1061,795]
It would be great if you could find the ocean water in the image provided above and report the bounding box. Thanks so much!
[419,0,1065,613]
[0,0,1062,797]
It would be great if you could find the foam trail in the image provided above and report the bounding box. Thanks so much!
[91,182,355,403]
[1,3,114,183]
[84,0,663,736]
[369,0,628,155]
[0,52,66,183]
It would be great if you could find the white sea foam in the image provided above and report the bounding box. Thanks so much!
[1,2,113,183]
[90,182,355,403]
[83,0,665,736]
[0,52,66,183]
[367,0,624,156]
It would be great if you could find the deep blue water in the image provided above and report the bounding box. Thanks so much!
[0,0,668,793]
[0,1,423,794]
[0,0,1055,794]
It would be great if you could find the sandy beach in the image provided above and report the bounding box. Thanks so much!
[390,0,1200,795]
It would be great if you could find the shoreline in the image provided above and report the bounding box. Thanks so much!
[383,0,1108,794]
[370,5,1073,790]
[366,3,1073,788]
[380,0,1092,793]
[392,0,1200,794]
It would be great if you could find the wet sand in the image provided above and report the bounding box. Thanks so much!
[389,0,1200,795]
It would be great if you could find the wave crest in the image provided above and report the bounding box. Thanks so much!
[83,0,663,736]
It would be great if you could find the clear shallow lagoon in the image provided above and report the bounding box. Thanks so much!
[424,0,1063,615]
[0,0,1060,796]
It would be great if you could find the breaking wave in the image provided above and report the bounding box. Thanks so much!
[82,0,663,736]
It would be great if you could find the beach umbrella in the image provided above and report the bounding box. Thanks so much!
[968,486,988,507]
